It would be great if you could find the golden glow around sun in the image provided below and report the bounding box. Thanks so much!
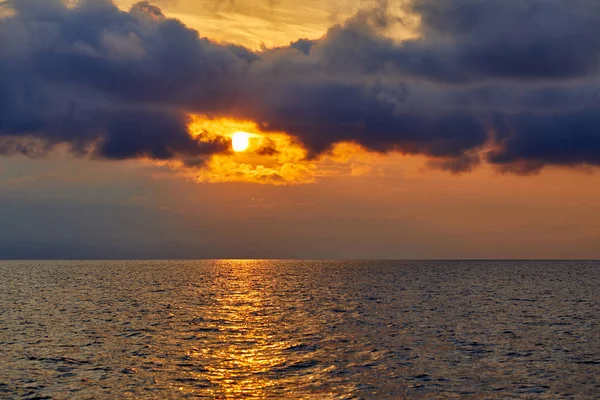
[231,131,251,152]
[180,115,376,185]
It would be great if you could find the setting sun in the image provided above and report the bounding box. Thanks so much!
[232,131,251,152]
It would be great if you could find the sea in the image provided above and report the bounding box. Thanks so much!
[0,260,598,399]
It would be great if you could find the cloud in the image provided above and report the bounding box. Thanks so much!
[0,0,237,163]
[1,0,600,176]
[413,0,600,81]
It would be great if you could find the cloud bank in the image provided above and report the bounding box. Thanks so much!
[1,0,600,174]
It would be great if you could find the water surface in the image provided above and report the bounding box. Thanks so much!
[0,260,598,398]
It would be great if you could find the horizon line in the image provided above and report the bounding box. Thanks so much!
[1,258,599,262]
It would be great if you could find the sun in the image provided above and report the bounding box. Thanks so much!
[231,131,251,152]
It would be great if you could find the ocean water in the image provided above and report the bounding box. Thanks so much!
[0,260,598,399]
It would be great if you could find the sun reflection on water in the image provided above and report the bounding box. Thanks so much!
[198,261,289,398]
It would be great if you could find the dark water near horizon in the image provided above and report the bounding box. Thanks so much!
[0,260,598,399]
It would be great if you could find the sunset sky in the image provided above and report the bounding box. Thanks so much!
[1,0,600,259]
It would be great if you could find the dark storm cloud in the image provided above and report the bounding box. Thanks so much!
[1,0,600,172]
[237,81,488,158]
[0,0,236,162]
[413,0,600,81]
[489,110,600,171]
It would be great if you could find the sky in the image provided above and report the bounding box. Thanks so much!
[1,0,600,259]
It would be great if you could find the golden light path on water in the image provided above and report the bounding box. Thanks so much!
[184,260,356,399]
[198,261,285,397]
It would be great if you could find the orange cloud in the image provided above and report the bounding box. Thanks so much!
[168,115,381,185]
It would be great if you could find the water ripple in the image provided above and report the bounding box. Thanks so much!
[0,260,598,398]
